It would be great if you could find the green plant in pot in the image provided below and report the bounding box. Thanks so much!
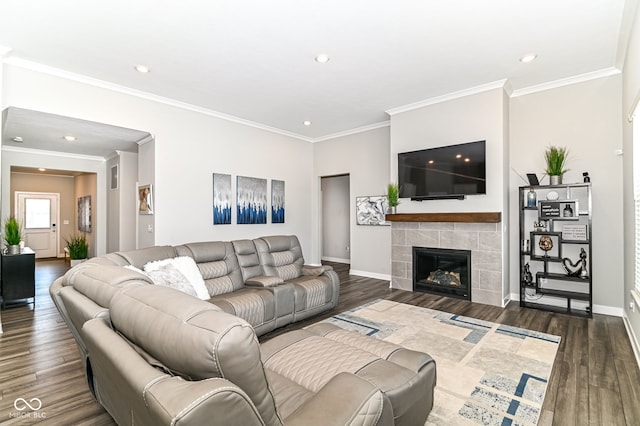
[3,216,22,255]
[65,233,89,266]
[544,146,569,185]
[387,183,400,214]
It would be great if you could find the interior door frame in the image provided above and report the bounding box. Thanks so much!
[15,191,61,258]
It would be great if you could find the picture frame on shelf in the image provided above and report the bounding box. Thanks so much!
[530,231,562,260]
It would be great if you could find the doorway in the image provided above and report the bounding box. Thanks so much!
[16,191,60,258]
[321,174,350,264]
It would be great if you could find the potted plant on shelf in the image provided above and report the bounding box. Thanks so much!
[3,216,22,255]
[387,183,400,214]
[544,146,569,185]
[65,233,89,267]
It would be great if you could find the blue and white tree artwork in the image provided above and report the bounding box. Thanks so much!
[213,173,232,225]
[237,176,267,224]
[271,180,285,223]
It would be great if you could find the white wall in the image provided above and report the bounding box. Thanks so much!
[313,127,391,278]
[510,76,624,314]
[321,175,350,263]
[2,64,315,258]
[623,3,640,360]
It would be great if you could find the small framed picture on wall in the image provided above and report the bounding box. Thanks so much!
[138,184,153,215]
[110,165,119,190]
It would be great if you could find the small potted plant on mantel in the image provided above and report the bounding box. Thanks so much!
[3,216,22,255]
[65,233,89,267]
[544,146,569,185]
[387,183,400,214]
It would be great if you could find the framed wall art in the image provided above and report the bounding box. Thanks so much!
[138,184,153,215]
[356,196,389,226]
[78,195,92,232]
[110,164,119,190]
[271,179,285,223]
[237,176,267,224]
[213,173,232,224]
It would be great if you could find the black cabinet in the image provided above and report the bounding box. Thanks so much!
[519,184,592,317]
[1,247,36,309]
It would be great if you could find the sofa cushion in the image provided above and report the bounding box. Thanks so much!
[176,242,245,295]
[143,257,210,300]
[254,236,304,280]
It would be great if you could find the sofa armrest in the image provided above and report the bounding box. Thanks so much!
[145,376,266,426]
[302,265,333,276]
[245,275,284,287]
[284,372,393,426]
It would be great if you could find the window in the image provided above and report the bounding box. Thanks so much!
[24,198,50,229]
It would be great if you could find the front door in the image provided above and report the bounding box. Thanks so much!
[16,192,60,259]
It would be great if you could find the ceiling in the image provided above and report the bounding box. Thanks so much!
[0,0,635,150]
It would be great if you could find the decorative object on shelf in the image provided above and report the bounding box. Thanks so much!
[526,173,539,186]
[356,196,389,226]
[3,216,22,255]
[561,224,587,241]
[522,263,533,286]
[138,184,154,215]
[563,203,574,217]
[538,235,554,254]
[212,173,232,224]
[546,190,559,201]
[522,239,530,252]
[562,248,588,278]
[387,183,399,214]
[271,179,285,224]
[526,188,537,207]
[583,172,590,183]
[78,195,92,232]
[534,220,548,231]
[65,233,89,266]
[544,145,569,185]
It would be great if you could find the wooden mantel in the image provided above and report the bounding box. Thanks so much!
[385,212,501,223]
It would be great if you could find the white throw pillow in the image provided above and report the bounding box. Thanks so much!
[144,256,210,300]
[146,265,197,297]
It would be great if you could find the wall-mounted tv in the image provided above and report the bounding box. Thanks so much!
[398,140,486,200]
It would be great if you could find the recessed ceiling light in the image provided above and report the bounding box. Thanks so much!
[464,158,471,162]
[519,53,538,63]
[303,120,312,126]
[428,160,435,164]
[64,135,76,142]
[315,54,330,64]
[12,136,23,142]
[135,64,150,73]
[38,168,46,172]
[455,154,462,159]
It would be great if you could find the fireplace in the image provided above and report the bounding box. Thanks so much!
[413,247,471,300]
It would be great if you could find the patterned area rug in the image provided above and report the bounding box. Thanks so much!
[320,299,560,426]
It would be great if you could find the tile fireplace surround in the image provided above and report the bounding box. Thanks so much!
[387,212,504,307]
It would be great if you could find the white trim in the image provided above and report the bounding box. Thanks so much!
[311,121,390,143]
[2,145,106,162]
[623,312,640,369]
[386,80,509,116]
[511,67,621,98]
[349,269,391,281]
[592,304,624,317]
[321,256,350,264]
[4,57,315,143]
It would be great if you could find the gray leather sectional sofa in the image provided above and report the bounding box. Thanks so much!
[50,235,437,425]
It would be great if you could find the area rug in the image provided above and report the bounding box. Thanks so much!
[319,299,560,426]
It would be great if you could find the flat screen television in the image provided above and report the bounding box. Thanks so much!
[398,140,486,200]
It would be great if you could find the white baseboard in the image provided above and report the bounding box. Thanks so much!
[349,269,391,282]
[321,256,350,264]
[623,312,640,369]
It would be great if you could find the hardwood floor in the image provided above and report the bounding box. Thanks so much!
[0,259,638,425]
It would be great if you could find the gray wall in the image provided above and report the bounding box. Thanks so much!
[321,174,350,263]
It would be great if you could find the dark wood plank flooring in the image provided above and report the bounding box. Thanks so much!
[0,259,638,425]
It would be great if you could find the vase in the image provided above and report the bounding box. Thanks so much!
[388,206,397,215]
[70,258,87,267]
[549,175,562,185]
[6,245,20,255]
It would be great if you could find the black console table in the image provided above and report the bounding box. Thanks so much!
[0,247,36,309]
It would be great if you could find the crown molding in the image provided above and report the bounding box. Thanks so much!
[4,57,314,143]
[2,145,106,162]
[511,67,621,97]
[386,80,509,116]
[311,120,390,143]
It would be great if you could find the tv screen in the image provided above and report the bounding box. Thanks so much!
[398,140,486,199]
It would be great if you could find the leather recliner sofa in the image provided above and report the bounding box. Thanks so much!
[50,235,437,425]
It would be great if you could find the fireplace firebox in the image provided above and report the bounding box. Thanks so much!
[412,247,471,300]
